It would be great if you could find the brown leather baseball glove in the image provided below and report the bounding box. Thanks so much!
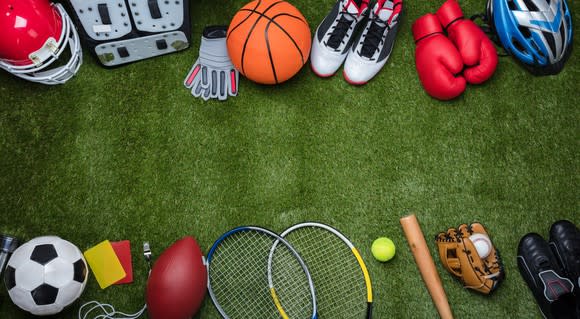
[435,222,505,294]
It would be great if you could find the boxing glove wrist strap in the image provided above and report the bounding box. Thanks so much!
[436,0,464,29]
[412,14,444,43]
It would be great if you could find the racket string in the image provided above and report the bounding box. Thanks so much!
[285,226,368,317]
[212,231,276,317]
[209,229,315,318]
[270,248,313,316]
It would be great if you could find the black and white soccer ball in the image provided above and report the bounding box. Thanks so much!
[4,236,88,316]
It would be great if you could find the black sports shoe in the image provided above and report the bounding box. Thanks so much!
[549,220,580,316]
[517,233,577,319]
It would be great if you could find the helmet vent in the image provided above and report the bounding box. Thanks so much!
[518,26,532,38]
[511,38,528,54]
[522,0,539,11]
[530,41,545,58]
[542,31,556,55]
[507,0,518,10]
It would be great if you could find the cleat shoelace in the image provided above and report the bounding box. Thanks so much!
[327,12,357,50]
[360,19,388,58]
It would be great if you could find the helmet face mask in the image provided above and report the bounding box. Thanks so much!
[0,0,82,85]
[486,0,572,75]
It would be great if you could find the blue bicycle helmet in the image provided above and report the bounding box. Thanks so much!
[485,0,572,75]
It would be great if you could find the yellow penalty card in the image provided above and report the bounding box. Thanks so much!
[83,240,126,289]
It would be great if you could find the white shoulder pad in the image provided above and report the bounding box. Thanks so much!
[69,0,132,41]
[128,0,184,33]
[128,0,188,32]
[95,31,188,66]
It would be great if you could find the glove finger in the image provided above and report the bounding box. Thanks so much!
[191,70,204,92]
[202,85,212,101]
[436,228,459,242]
[446,227,459,239]
[464,38,498,84]
[184,60,202,88]
[208,69,219,98]
[200,66,209,88]
[191,77,206,98]
[435,231,448,242]
[458,224,471,239]
[217,70,228,101]
[469,222,489,235]
[229,69,239,97]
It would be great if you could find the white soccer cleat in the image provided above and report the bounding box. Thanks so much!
[311,0,370,77]
[343,0,403,85]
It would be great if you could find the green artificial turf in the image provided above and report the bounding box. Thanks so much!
[0,0,578,318]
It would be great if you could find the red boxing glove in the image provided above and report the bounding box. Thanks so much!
[413,13,466,100]
[437,0,498,84]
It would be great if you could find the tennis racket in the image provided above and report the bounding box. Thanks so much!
[269,222,373,318]
[206,226,318,319]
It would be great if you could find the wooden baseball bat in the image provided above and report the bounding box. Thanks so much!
[400,214,453,319]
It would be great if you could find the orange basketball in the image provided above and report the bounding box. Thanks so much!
[227,0,311,85]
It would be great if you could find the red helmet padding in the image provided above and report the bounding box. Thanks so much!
[146,236,207,319]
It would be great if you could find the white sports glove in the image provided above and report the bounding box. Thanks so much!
[184,26,239,101]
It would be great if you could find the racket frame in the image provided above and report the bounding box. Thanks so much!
[270,222,374,319]
[206,226,318,319]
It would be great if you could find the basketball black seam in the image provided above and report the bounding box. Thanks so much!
[265,13,308,63]
[239,9,309,33]
[264,23,279,84]
[240,1,285,76]
[241,10,309,84]
[264,13,309,84]
[227,0,262,42]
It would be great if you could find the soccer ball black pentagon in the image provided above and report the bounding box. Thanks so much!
[4,236,88,316]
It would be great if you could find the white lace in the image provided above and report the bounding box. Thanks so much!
[78,301,146,319]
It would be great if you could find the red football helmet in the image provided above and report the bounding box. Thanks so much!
[0,0,82,85]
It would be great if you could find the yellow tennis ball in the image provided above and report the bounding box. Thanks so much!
[372,237,396,262]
